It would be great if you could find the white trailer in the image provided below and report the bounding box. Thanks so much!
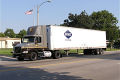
[13,25,106,61]
[47,25,106,50]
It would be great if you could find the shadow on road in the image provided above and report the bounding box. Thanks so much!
[0,56,17,61]
[0,65,92,80]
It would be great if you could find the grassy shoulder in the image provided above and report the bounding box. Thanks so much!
[0,48,13,56]
[106,48,120,51]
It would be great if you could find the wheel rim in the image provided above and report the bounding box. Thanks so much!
[31,52,37,60]
[32,54,36,59]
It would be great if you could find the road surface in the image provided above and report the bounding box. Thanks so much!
[0,51,120,80]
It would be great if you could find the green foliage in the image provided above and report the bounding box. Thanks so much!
[91,10,118,30]
[113,40,120,48]
[62,10,94,29]
[90,10,119,46]
[0,32,5,37]
[16,29,27,38]
[4,28,16,38]
[106,27,120,41]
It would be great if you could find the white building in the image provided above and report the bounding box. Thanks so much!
[0,37,21,48]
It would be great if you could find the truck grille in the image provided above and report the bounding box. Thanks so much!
[15,47,21,53]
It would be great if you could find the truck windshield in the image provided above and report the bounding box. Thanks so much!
[23,36,35,43]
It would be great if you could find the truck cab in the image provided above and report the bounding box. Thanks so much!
[13,25,61,61]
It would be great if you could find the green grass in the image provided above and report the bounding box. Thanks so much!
[69,49,83,53]
[0,48,13,56]
[60,49,83,54]
[106,48,120,51]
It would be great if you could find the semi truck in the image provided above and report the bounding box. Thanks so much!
[12,25,106,61]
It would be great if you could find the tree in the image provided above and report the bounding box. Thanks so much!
[16,29,27,38]
[61,10,94,29]
[90,10,119,48]
[0,32,5,37]
[113,40,120,48]
[90,10,118,30]
[4,29,16,38]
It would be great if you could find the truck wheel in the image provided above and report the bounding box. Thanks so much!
[53,51,61,59]
[94,49,99,55]
[100,49,104,54]
[17,57,24,61]
[29,52,37,61]
[99,49,102,55]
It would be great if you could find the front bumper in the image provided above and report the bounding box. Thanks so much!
[13,53,30,58]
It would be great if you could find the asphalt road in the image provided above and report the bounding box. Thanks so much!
[0,51,120,80]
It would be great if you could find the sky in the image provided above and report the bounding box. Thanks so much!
[0,0,120,33]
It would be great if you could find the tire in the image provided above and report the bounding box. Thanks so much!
[100,49,104,54]
[94,49,100,55]
[99,49,102,55]
[29,52,37,61]
[53,51,61,59]
[17,57,24,61]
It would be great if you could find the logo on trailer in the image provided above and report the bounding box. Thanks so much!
[64,30,72,39]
